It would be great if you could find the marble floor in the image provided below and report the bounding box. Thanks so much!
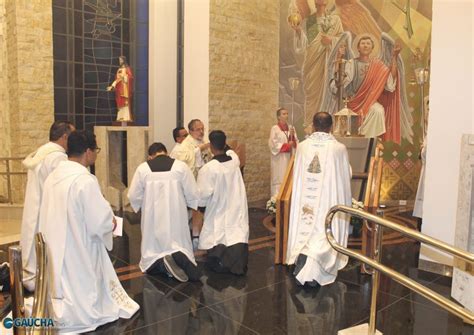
[2,207,473,334]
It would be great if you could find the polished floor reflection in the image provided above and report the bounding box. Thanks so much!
[2,208,472,334]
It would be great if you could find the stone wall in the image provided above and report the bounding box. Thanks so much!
[209,0,280,205]
[1,0,54,203]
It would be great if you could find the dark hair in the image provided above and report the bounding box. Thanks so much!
[209,130,226,151]
[67,130,98,157]
[313,112,333,132]
[172,127,185,142]
[357,35,374,49]
[148,142,167,156]
[276,107,286,119]
[49,121,74,141]
[188,119,202,131]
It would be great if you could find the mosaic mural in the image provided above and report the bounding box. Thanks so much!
[279,0,432,201]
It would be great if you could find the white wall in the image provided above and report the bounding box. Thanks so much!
[183,0,209,130]
[421,0,473,265]
[149,0,178,151]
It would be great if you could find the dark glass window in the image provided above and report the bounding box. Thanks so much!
[53,0,149,130]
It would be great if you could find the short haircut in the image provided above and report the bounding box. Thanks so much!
[188,119,202,131]
[67,130,97,157]
[313,112,333,132]
[172,127,185,142]
[49,121,74,141]
[148,142,167,156]
[209,130,227,151]
[276,107,286,119]
[357,35,374,49]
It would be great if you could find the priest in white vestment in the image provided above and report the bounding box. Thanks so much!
[169,126,189,159]
[173,119,212,246]
[38,130,139,333]
[286,112,352,286]
[20,121,75,292]
[128,142,201,282]
[269,108,299,196]
[197,130,249,275]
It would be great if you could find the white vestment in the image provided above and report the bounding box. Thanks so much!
[20,142,66,291]
[269,124,299,196]
[286,132,352,286]
[39,161,139,333]
[128,159,200,272]
[197,150,249,250]
[169,142,182,159]
[173,135,211,178]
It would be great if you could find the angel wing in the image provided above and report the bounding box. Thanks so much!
[320,31,355,115]
[380,32,414,144]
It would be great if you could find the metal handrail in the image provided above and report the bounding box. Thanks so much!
[325,205,474,334]
[8,246,26,335]
[8,233,51,334]
[30,233,50,334]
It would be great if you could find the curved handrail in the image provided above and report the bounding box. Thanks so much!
[325,205,474,331]
[30,233,49,332]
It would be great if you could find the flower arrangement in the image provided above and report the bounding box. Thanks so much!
[266,197,277,216]
[318,12,334,34]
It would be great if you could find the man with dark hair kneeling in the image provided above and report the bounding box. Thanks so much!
[39,130,139,333]
[128,142,201,282]
[197,130,249,275]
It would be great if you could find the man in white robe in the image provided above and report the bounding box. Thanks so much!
[169,126,189,159]
[128,142,201,282]
[20,121,75,291]
[269,108,298,196]
[286,112,352,286]
[173,119,212,246]
[197,130,249,275]
[38,130,139,333]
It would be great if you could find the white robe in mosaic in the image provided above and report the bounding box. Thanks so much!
[286,132,352,286]
[197,150,249,250]
[128,159,199,272]
[39,160,139,333]
[20,142,67,291]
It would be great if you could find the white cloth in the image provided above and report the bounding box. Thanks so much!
[128,159,200,272]
[20,142,66,291]
[169,142,182,159]
[286,132,352,286]
[413,140,427,218]
[197,150,249,250]
[116,106,131,121]
[173,135,210,178]
[269,124,299,196]
[38,160,139,333]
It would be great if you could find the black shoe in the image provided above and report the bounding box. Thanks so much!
[293,254,307,277]
[164,255,188,282]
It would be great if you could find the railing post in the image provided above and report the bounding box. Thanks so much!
[9,246,26,335]
[368,224,383,334]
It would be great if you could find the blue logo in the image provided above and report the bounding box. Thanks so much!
[3,317,13,329]
[2,317,54,329]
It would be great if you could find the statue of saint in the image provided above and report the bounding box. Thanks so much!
[107,56,134,122]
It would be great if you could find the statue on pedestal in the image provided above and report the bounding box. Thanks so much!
[107,56,134,122]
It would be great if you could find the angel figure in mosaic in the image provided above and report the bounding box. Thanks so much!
[321,32,414,144]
